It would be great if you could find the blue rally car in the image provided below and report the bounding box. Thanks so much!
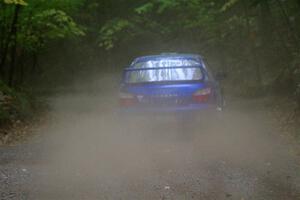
[119,53,224,113]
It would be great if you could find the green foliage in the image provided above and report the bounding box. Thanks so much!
[99,0,221,51]
[135,2,154,14]
[98,19,134,50]
[32,9,84,38]
[24,0,84,13]
[156,0,180,14]
[0,0,85,53]
[221,0,240,12]
[3,0,27,6]
[17,9,85,52]
[0,0,86,94]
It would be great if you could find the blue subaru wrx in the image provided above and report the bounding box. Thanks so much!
[119,53,224,113]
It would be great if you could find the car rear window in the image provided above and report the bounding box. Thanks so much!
[125,67,203,83]
[133,58,200,68]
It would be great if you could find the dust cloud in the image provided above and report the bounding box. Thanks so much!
[29,74,300,199]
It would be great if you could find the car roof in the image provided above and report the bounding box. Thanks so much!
[131,53,203,65]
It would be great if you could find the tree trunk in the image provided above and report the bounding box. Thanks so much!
[275,0,299,51]
[16,51,25,85]
[255,0,274,86]
[8,42,17,87]
[242,0,262,86]
[259,0,272,46]
[31,53,38,74]
[0,3,7,52]
[0,5,21,76]
[8,5,21,87]
[215,21,227,74]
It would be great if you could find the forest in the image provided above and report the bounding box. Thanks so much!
[1,1,300,199]
[0,0,299,131]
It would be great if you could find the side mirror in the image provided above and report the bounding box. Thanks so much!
[215,71,227,81]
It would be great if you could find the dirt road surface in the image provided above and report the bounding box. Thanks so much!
[0,77,300,200]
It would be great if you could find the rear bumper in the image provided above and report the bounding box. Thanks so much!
[120,103,219,114]
[117,104,221,130]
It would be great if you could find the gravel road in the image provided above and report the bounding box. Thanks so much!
[0,88,300,200]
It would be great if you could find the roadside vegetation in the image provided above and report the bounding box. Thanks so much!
[0,0,299,143]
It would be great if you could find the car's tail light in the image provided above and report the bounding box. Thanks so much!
[119,92,137,107]
[192,88,211,103]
